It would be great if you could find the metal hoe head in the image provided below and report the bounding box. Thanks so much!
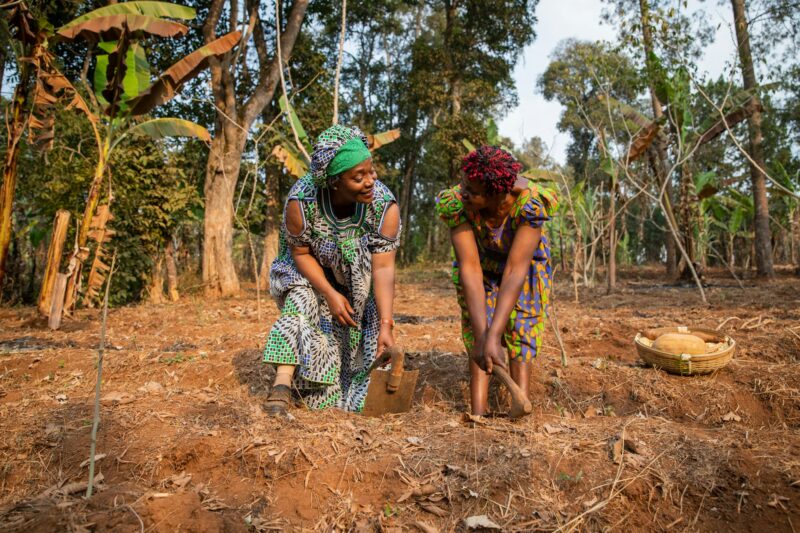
[361,345,418,417]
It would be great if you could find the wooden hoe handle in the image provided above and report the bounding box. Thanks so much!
[492,366,533,419]
[386,345,405,392]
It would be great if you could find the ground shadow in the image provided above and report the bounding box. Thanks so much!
[232,348,275,401]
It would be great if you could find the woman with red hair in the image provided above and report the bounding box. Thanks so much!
[436,146,557,417]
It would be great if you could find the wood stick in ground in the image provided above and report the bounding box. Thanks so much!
[547,269,569,367]
[86,248,117,499]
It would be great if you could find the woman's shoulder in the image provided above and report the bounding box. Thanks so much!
[287,174,318,202]
[435,185,467,228]
[370,180,396,209]
[513,181,558,225]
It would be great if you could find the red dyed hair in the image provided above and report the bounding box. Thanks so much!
[461,145,521,194]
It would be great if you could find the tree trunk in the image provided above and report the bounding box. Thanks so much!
[203,130,245,297]
[64,140,109,309]
[792,206,799,274]
[201,0,309,298]
[638,0,677,278]
[147,252,165,304]
[399,147,418,262]
[165,239,179,301]
[677,161,697,279]
[607,178,617,294]
[0,60,32,289]
[259,170,282,289]
[731,0,775,278]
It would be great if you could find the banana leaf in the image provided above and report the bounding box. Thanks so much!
[59,2,195,32]
[367,129,400,151]
[126,117,210,142]
[30,56,97,149]
[272,144,308,178]
[521,168,558,183]
[486,118,499,145]
[57,14,188,43]
[278,95,311,154]
[128,30,241,116]
[625,121,659,163]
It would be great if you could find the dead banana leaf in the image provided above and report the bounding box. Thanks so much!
[28,54,97,150]
[625,121,660,163]
[272,144,308,178]
[367,129,400,151]
[83,205,116,307]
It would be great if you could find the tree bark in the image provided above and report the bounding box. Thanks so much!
[147,252,165,304]
[203,129,246,296]
[677,161,698,279]
[165,239,179,301]
[398,144,419,263]
[638,0,677,278]
[259,169,282,289]
[607,176,617,294]
[792,205,799,275]
[731,0,775,278]
[202,0,309,298]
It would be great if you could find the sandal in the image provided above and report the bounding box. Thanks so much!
[264,384,292,417]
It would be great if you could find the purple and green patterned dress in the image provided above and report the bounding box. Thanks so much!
[263,174,400,411]
[435,183,557,363]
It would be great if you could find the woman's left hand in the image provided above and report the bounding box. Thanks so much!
[376,325,395,363]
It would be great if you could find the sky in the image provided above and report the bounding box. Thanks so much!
[497,0,740,164]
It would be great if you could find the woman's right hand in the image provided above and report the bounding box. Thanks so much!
[469,332,487,370]
[324,290,357,327]
[480,334,508,373]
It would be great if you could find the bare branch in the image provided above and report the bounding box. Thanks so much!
[241,0,309,128]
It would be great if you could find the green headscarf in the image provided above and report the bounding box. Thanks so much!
[327,137,372,178]
[309,125,371,187]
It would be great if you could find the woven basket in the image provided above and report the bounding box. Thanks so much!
[634,326,736,376]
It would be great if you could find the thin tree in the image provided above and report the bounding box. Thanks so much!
[201,0,309,297]
[730,0,775,277]
[637,0,677,277]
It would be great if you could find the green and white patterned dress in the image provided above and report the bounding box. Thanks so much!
[263,174,400,411]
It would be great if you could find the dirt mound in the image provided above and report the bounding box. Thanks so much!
[1,268,799,531]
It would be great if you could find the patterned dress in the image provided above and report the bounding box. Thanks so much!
[263,175,400,411]
[435,183,557,362]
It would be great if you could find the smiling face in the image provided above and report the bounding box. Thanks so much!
[335,158,377,204]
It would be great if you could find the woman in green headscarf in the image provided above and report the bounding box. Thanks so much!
[262,125,401,415]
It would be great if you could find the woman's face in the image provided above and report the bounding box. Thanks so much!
[336,158,377,204]
[459,177,491,212]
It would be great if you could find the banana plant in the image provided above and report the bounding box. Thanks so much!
[38,1,241,310]
[0,2,53,287]
[54,3,240,252]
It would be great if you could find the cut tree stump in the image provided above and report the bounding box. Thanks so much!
[48,273,68,330]
[38,210,70,316]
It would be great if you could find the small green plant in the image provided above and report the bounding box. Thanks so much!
[58,360,65,368]
[383,502,396,518]
[557,470,584,484]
